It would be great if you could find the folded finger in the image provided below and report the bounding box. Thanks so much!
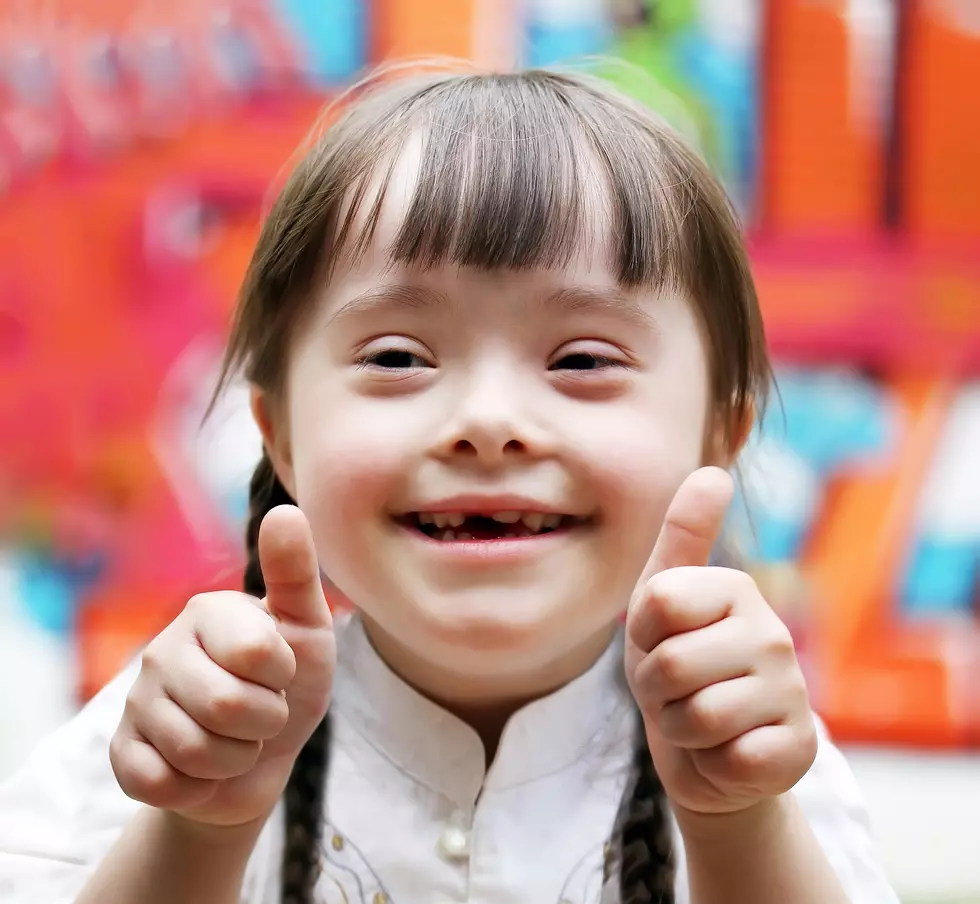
[163,645,290,741]
[656,676,785,750]
[110,726,216,811]
[141,695,263,780]
[631,616,753,708]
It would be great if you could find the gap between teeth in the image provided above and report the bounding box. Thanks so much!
[417,511,562,531]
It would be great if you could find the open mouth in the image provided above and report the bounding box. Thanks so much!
[398,511,592,542]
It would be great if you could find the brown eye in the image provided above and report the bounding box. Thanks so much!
[551,352,621,371]
[360,349,432,369]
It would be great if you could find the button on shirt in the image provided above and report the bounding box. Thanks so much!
[0,614,899,903]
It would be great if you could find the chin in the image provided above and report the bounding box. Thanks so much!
[417,586,606,660]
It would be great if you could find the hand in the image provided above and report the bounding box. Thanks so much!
[110,505,335,829]
[625,467,817,817]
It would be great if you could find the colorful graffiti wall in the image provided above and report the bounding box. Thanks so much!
[0,0,978,775]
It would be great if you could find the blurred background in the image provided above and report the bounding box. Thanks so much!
[0,0,977,900]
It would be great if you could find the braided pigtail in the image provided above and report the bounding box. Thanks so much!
[243,452,297,596]
[617,713,675,904]
[241,452,331,904]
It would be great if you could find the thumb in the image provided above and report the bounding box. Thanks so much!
[259,504,330,627]
[634,467,734,593]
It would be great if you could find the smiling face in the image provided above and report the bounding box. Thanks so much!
[232,69,768,703]
[259,187,720,701]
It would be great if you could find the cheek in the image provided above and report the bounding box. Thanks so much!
[570,386,709,574]
[285,387,413,565]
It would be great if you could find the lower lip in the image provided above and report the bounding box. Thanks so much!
[394,522,586,563]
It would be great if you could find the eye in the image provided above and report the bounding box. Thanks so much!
[550,351,625,371]
[357,348,433,370]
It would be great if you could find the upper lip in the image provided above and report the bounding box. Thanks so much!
[396,496,585,516]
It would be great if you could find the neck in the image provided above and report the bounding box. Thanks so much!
[358,616,619,762]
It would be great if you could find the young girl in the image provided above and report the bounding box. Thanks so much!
[0,65,898,904]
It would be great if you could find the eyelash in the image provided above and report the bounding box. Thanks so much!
[549,352,626,372]
[355,349,628,372]
[356,349,433,370]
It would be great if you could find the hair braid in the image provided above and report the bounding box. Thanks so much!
[617,713,675,904]
[241,452,332,904]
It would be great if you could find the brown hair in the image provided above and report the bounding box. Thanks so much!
[219,61,771,903]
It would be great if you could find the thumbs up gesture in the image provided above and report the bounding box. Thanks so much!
[110,505,335,829]
[625,468,817,817]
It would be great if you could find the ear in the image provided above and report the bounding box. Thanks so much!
[250,387,297,499]
[703,399,756,468]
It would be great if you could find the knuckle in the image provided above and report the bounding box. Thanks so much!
[649,642,687,688]
[206,684,252,727]
[763,622,797,659]
[800,724,819,767]
[235,627,285,670]
[140,640,166,674]
[187,591,213,610]
[687,694,725,736]
[265,694,291,734]
[170,731,211,772]
[107,732,131,779]
[786,668,810,703]
[185,592,212,618]
[727,735,776,780]
[109,739,164,802]
[239,739,265,771]
[645,568,686,604]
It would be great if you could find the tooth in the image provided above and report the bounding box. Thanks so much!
[456,531,472,540]
[440,530,456,541]
[492,511,521,524]
[447,512,465,528]
[541,514,562,530]
[432,513,450,529]
[521,513,545,532]
[418,513,436,525]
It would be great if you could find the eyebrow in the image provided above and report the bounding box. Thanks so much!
[325,285,449,325]
[537,286,659,331]
[326,283,658,330]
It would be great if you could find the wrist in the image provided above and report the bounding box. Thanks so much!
[156,808,269,850]
[672,794,794,847]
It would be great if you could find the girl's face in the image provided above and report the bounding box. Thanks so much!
[257,164,724,702]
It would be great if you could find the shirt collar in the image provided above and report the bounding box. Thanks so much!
[331,614,635,809]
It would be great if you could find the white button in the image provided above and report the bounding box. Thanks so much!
[437,825,470,861]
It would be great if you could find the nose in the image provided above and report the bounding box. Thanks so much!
[432,364,548,468]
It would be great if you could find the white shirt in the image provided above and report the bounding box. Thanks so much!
[0,614,899,904]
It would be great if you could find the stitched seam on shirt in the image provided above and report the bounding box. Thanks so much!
[331,677,636,795]
[487,698,636,793]
[327,704,448,800]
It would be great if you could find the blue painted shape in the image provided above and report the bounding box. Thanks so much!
[526,21,612,67]
[753,515,811,565]
[735,369,893,564]
[672,29,758,214]
[764,370,891,473]
[15,555,77,636]
[273,0,366,84]
[902,539,980,617]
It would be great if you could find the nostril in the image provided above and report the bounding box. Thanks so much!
[447,434,529,458]
[452,439,525,453]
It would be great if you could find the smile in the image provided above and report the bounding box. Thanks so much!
[399,510,592,542]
